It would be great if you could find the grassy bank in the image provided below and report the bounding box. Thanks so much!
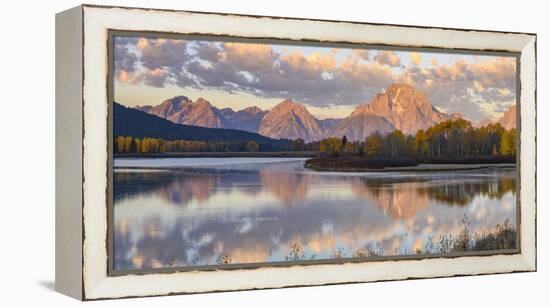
[422,218,517,254]
[211,220,517,266]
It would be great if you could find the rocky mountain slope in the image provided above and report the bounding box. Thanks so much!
[219,106,267,132]
[258,99,324,141]
[475,105,516,130]
[325,113,395,140]
[498,105,517,130]
[130,83,493,142]
[136,96,266,132]
[115,102,291,150]
[351,84,459,135]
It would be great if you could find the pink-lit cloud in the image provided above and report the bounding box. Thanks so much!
[113,36,516,121]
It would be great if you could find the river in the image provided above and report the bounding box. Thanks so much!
[113,157,516,271]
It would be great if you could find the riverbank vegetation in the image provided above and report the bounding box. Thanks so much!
[115,119,517,164]
[422,217,516,254]
[307,119,516,170]
[114,136,268,154]
[208,219,516,266]
[282,218,517,261]
[315,119,516,160]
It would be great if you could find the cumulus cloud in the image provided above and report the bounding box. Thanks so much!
[397,57,516,120]
[138,38,188,70]
[374,51,401,67]
[221,42,278,71]
[410,52,422,65]
[114,37,197,88]
[139,68,170,87]
[113,36,139,82]
[468,57,516,93]
[157,41,394,106]
[113,36,516,121]
[351,49,371,61]
[114,44,137,73]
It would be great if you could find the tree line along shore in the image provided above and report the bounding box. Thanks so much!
[115,118,516,169]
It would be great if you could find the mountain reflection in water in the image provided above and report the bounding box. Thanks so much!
[113,158,516,271]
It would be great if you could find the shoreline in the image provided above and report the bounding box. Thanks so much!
[303,156,516,172]
[114,154,516,172]
[114,151,319,158]
[304,163,516,173]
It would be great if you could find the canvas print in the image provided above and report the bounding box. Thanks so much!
[111,33,518,273]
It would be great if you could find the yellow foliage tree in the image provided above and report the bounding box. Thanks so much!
[500,128,516,156]
[320,137,342,157]
[246,141,260,152]
[115,136,125,153]
[365,133,384,157]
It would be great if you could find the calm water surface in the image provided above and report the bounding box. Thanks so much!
[113,158,516,271]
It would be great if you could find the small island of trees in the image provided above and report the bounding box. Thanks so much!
[316,118,516,159]
[307,119,516,170]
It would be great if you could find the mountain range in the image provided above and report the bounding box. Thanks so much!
[475,105,517,130]
[136,96,267,133]
[114,102,291,150]
[133,83,516,142]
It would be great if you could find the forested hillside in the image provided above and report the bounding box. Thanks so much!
[114,102,292,151]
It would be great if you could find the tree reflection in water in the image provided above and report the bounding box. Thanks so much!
[113,160,517,271]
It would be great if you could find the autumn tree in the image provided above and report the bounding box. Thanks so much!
[320,137,342,157]
[500,128,516,156]
[246,141,260,152]
[113,117,516,159]
[343,141,359,156]
[384,130,409,158]
[133,138,141,153]
[115,136,125,153]
[365,133,384,157]
[123,136,133,153]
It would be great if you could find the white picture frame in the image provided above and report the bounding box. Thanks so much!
[55,4,536,300]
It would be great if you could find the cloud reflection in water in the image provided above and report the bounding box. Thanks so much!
[113,159,516,271]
